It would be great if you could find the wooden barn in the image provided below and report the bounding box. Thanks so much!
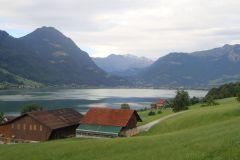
[76,107,142,137]
[0,108,82,143]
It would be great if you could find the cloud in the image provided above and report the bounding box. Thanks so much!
[0,0,240,59]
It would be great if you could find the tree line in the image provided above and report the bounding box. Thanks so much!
[206,82,240,100]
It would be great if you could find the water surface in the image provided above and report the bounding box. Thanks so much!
[0,89,207,115]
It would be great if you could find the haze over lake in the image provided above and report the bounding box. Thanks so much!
[0,89,207,115]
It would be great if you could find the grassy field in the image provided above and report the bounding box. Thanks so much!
[0,97,240,160]
[137,108,173,126]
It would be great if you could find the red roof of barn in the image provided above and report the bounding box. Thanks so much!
[80,107,142,127]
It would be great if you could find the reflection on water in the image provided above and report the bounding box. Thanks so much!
[0,89,207,115]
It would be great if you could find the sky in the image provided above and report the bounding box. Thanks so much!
[0,0,240,59]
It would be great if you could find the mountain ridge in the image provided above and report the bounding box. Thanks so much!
[0,26,128,87]
[136,44,240,88]
[92,54,153,76]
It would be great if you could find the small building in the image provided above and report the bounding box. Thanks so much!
[0,108,83,143]
[76,107,142,137]
[151,99,167,109]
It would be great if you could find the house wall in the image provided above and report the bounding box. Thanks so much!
[0,124,12,143]
[119,114,139,137]
[4,116,52,142]
[124,114,138,130]
[119,128,139,137]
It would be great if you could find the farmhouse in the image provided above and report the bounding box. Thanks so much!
[151,99,167,109]
[0,108,83,143]
[76,107,142,137]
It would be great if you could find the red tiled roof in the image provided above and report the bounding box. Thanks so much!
[80,107,142,127]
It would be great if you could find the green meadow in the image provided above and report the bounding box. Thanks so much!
[0,97,240,160]
[137,108,173,126]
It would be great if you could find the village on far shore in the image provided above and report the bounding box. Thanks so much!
[0,99,168,144]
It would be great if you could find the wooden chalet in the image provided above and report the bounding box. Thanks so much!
[151,99,167,109]
[0,108,83,143]
[76,107,142,137]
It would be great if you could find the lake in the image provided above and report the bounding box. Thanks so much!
[0,88,208,115]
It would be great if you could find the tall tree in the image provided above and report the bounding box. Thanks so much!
[172,90,190,112]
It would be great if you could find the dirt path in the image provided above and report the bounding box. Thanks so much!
[137,110,188,132]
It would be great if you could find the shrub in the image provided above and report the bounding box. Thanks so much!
[237,94,240,103]
[120,103,130,109]
[201,96,219,107]
[148,111,156,116]
[190,96,200,105]
[138,107,148,112]
[0,112,4,124]
[21,103,43,114]
[157,110,162,114]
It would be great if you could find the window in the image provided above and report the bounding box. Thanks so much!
[23,124,26,130]
[11,124,14,129]
[39,125,43,131]
[17,124,20,130]
[33,125,37,131]
[29,125,32,131]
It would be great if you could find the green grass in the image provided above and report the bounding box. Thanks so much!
[142,97,240,135]
[137,108,173,126]
[0,97,240,160]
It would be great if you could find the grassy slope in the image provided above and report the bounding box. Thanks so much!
[137,108,173,126]
[0,68,42,87]
[0,98,240,160]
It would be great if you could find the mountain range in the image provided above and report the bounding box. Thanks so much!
[92,54,153,77]
[0,26,240,88]
[136,44,240,88]
[0,27,127,87]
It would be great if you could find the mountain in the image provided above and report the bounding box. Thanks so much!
[0,27,127,87]
[92,54,153,76]
[137,44,240,88]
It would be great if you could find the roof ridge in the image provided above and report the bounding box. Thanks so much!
[80,107,140,127]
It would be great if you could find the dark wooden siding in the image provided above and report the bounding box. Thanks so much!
[0,124,12,143]
[49,125,78,140]
[122,114,138,130]
[119,114,139,137]
[10,115,52,141]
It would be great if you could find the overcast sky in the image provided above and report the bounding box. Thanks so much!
[0,0,240,59]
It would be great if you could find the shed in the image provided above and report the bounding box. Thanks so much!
[76,107,142,137]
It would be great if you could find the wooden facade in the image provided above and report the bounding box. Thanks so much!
[0,108,82,143]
